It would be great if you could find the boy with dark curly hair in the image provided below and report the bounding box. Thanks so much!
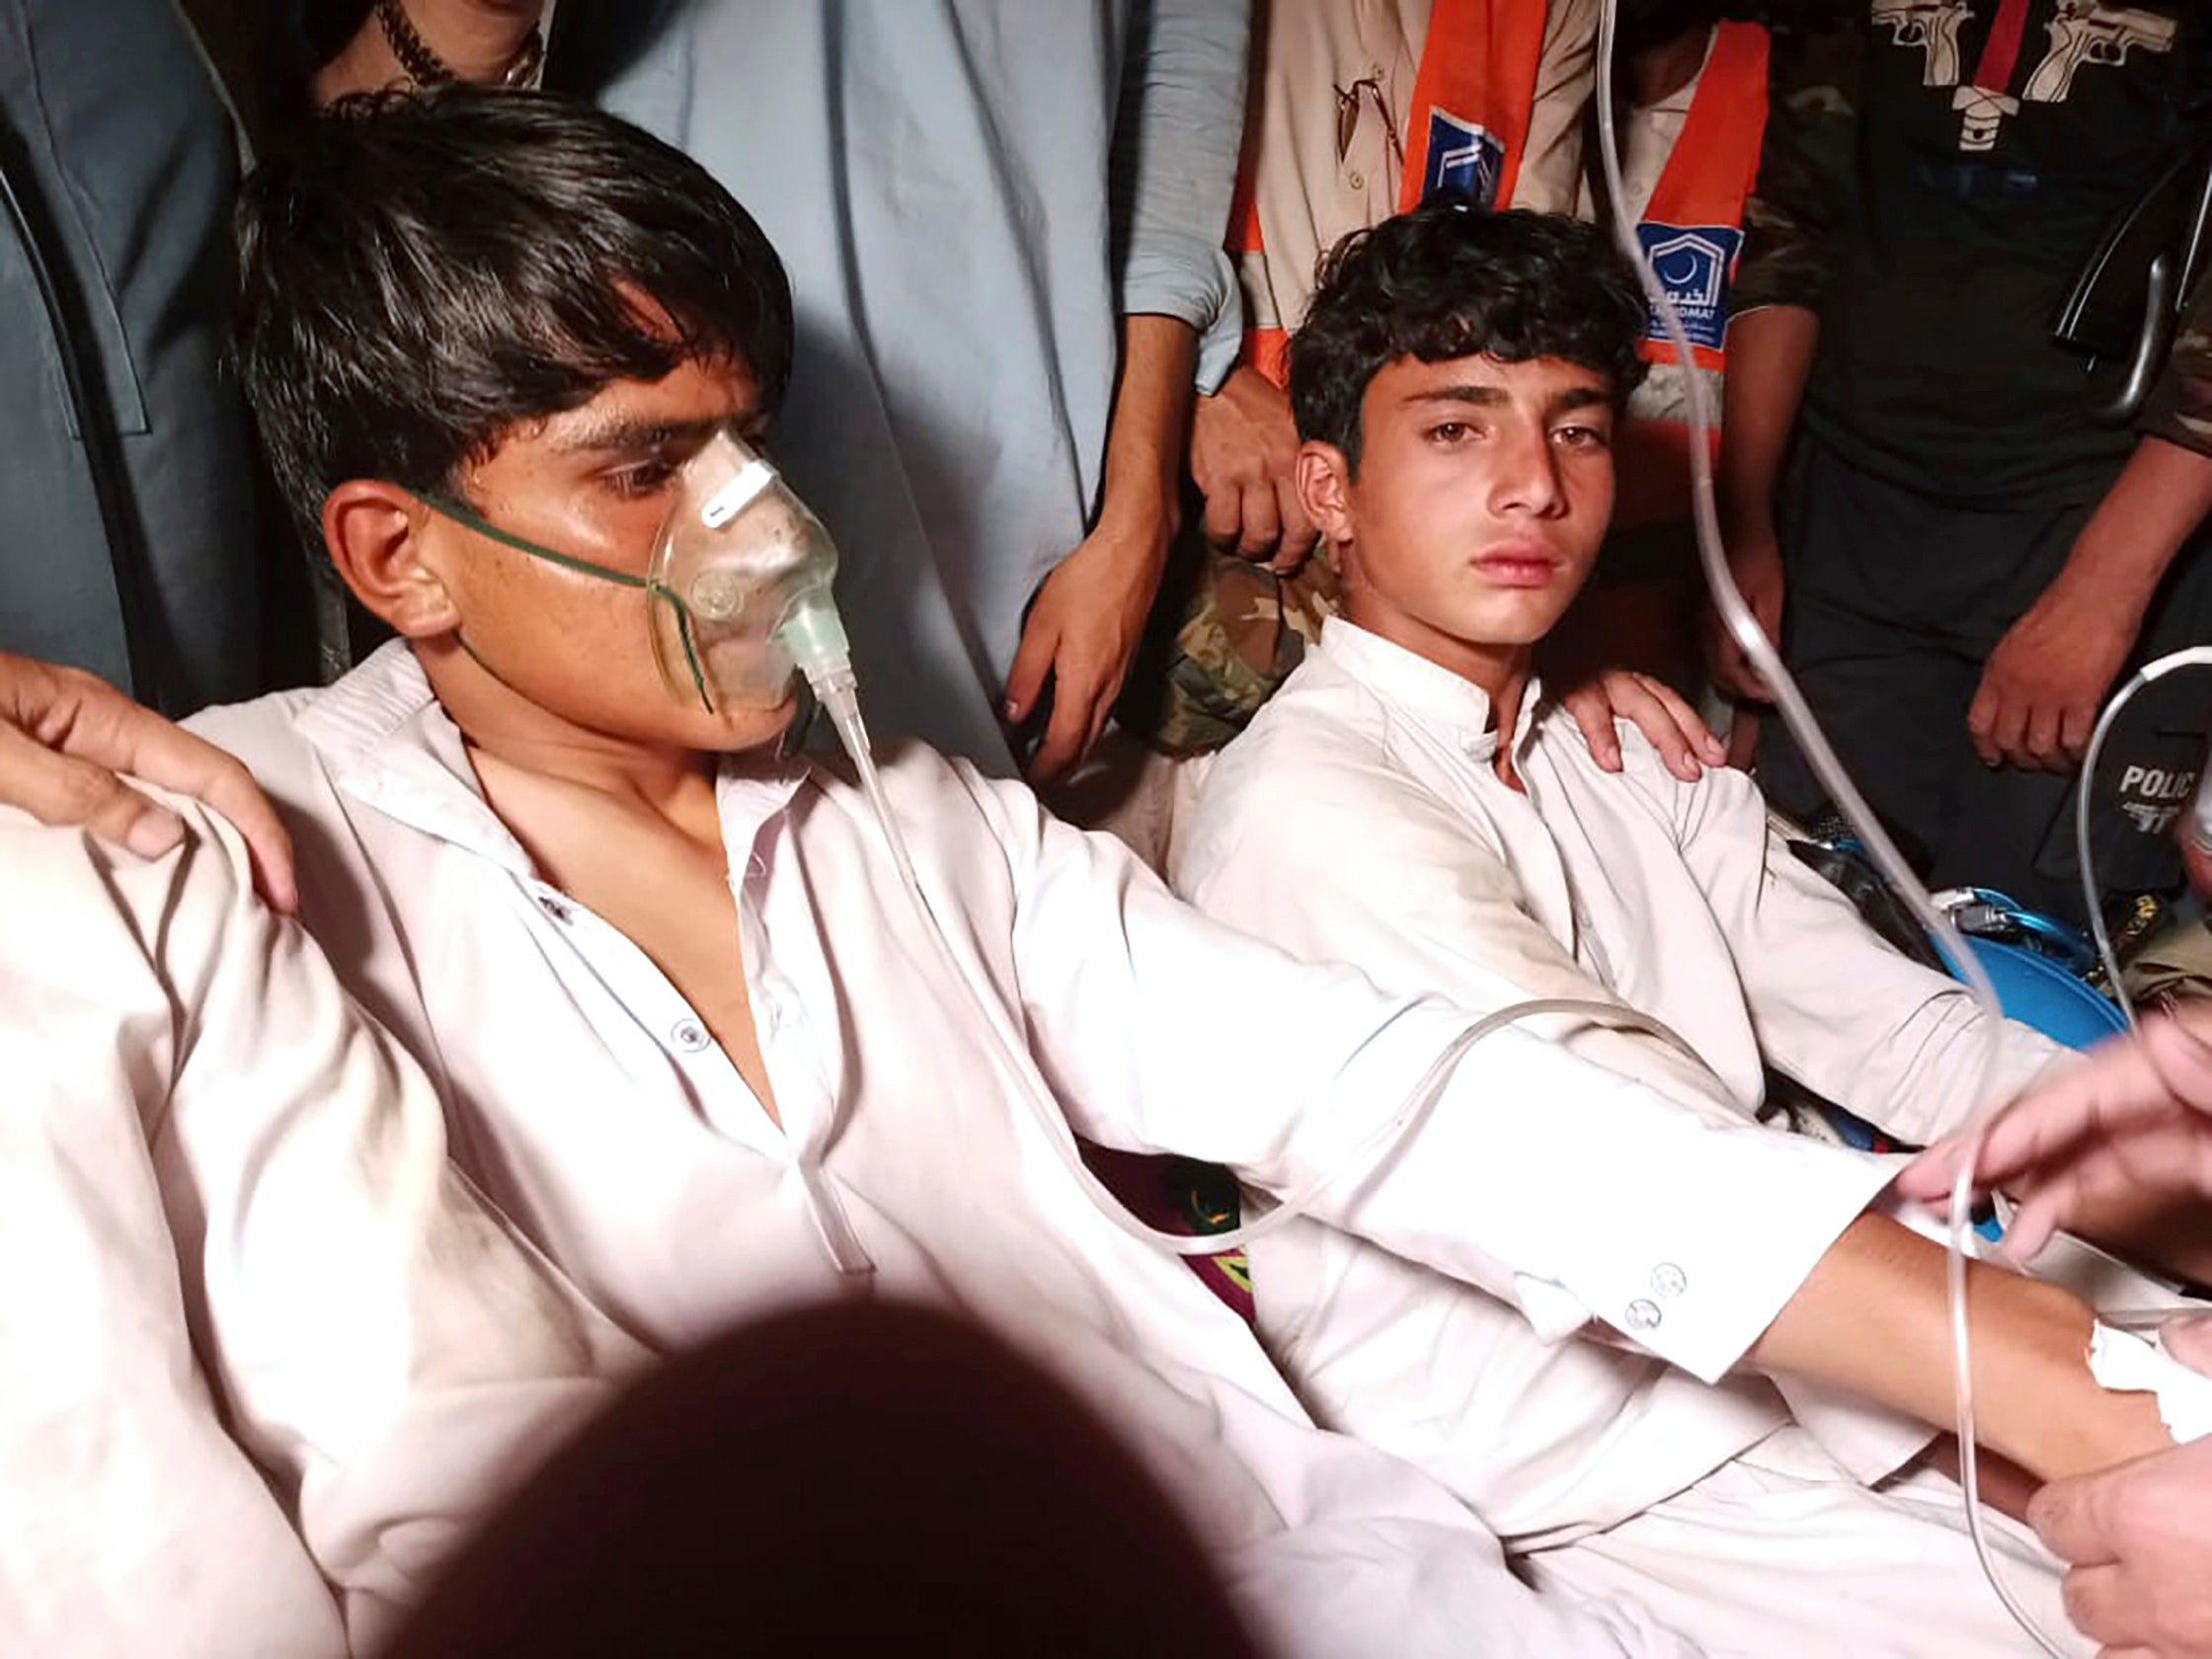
[1175,202,2169,1657]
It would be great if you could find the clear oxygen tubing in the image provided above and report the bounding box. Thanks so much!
[1592,4,2062,1651]
[782,598,1716,1260]
[2077,645,2212,1031]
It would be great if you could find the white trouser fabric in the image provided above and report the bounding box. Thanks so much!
[1525,1426,2084,1659]
[1253,1217,2084,1657]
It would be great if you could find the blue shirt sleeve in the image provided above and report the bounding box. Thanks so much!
[1111,0,1250,392]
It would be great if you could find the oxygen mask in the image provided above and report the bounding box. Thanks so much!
[649,429,851,713]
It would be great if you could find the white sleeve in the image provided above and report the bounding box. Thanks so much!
[0,823,344,1657]
[1668,761,2071,1145]
[0,798,634,1654]
[979,767,1892,1386]
[1175,738,1752,1118]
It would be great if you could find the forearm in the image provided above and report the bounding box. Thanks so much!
[1003,315,1201,766]
[314,0,545,102]
[2045,436,2212,616]
[1717,305,1819,540]
[1099,313,1199,541]
[1749,1213,2171,1481]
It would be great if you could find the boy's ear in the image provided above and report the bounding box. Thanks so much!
[321,481,460,639]
[1295,441,1357,555]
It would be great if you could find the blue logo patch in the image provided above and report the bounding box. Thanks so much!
[1634,223,1743,353]
[1421,111,1506,208]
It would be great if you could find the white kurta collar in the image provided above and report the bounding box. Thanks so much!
[1316,617,1545,766]
[294,640,810,875]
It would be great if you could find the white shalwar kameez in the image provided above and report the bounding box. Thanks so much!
[1173,618,2093,1656]
[0,798,630,1657]
[178,641,1987,1655]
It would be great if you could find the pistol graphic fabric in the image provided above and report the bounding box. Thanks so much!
[1871,0,2179,152]
[1736,0,2208,508]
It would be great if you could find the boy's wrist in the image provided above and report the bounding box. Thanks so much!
[1982,1281,2173,1480]
[1093,469,1180,558]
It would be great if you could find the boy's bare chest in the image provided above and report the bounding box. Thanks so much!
[577,859,781,1127]
[471,759,783,1124]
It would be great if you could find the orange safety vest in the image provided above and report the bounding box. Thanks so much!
[1233,0,1549,384]
[1614,21,1770,531]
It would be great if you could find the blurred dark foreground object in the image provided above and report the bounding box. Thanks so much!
[386,1300,1270,1658]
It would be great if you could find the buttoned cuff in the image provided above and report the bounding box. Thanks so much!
[1503,1112,1899,1383]
[1299,1003,1900,1387]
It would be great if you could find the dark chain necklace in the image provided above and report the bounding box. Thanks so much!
[374,0,545,89]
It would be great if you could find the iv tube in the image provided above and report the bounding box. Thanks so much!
[1589,3,2061,1650]
[2076,645,2212,1031]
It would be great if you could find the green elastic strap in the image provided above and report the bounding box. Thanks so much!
[412,488,716,712]
[413,489,651,589]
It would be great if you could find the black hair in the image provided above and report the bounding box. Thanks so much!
[1287,204,1649,470]
[232,86,794,539]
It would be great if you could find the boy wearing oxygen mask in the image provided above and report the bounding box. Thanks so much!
[180,89,2179,1658]
[1174,202,2206,1655]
